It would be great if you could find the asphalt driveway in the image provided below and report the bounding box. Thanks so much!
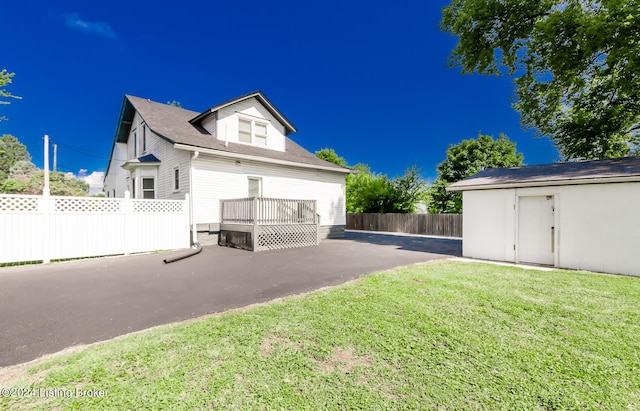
[0,232,461,367]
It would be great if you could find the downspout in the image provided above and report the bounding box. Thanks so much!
[190,150,200,245]
[164,149,201,264]
[163,151,202,264]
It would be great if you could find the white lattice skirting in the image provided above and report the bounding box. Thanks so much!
[256,224,318,251]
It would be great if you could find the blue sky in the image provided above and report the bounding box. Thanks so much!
[2,0,559,191]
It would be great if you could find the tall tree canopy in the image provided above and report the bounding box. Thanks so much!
[429,134,524,213]
[0,134,31,182]
[441,0,640,160]
[315,148,347,167]
[315,149,428,213]
[0,69,21,121]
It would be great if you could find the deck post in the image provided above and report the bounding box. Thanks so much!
[252,197,258,252]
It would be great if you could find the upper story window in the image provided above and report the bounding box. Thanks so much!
[238,117,268,146]
[132,129,137,157]
[142,125,147,153]
[239,119,252,143]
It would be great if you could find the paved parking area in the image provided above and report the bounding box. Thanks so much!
[0,232,461,367]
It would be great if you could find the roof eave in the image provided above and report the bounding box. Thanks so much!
[173,143,350,173]
[447,175,640,191]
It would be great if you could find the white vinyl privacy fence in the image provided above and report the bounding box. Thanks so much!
[0,192,190,264]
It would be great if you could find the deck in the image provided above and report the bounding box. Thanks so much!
[219,197,319,251]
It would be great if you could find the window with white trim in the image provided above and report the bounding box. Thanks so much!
[142,178,155,199]
[255,123,267,146]
[248,177,262,198]
[239,119,252,143]
[132,129,137,157]
[238,117,268,146]
[142,125,147,153]
[173,167,180,191]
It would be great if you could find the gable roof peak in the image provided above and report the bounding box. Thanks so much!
[188,90,296,135]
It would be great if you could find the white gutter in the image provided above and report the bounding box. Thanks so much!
[174,143,351,173]
[447,175,640,191]
[190,150,200,245]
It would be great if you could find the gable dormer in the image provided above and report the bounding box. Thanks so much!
[189,91,296,152]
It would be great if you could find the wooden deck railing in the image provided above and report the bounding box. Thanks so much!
[221,197,317,225]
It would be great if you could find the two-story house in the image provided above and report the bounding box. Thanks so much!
[103,91,349,243]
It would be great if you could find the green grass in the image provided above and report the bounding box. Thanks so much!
[2,261,639,410]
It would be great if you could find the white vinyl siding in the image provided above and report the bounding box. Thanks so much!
[192,155,345,227]
[214,97,286,152]
[142,127,190,200]
[106,112,190,200]
[103,142,128,198]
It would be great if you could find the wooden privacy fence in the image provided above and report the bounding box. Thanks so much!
[0,191,190,264]
[346,213,462,238]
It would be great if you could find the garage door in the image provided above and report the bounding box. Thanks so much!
[518,195,555,265]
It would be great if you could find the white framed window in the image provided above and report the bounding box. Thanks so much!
[254,123,267,146]
[132,129,137,157]
[248,177,262,198]
[142,178,155,199]
[173,167,180,192]
[238,117,268,146]
[142,125,147,153]
[239,119,252,143]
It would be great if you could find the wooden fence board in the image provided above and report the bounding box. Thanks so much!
[346,213,462,238]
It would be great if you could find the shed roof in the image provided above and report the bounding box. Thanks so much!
[110,94,348,174]
[447,156,640,191]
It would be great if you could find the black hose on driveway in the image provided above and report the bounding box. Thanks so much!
[163,242,202,264]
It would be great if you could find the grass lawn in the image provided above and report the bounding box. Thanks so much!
[1,261,639,410]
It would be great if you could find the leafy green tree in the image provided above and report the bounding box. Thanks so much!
[346,164,396,213]
[429,134,524,214]
[0,134,31,181]
[441,0,640,160]
[389,165,429,213]
[315,148,347,167]
[315,149,428,213]
[1,171,89,196]
[1,69,21,121]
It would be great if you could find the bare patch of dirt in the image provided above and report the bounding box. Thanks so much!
[259,336,304,357]
[319,346,373,374]
[0,345,87,387]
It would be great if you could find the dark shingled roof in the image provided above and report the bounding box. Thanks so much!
[112,94,348,173]
[448,156,640,191]
[138,154,160,163]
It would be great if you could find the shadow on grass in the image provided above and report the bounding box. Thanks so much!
[345,231,462,256]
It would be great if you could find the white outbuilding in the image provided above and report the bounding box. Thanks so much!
[447,157,640,276]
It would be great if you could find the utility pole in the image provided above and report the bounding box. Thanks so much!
[43,135,50,196]
[53,143,57,172]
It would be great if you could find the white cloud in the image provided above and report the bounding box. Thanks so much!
[64,12,116,39]
[80,171,105,195]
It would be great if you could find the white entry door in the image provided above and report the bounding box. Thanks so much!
[518,195,555,265]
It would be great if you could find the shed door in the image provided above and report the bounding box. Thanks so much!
[518,195,555,265]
